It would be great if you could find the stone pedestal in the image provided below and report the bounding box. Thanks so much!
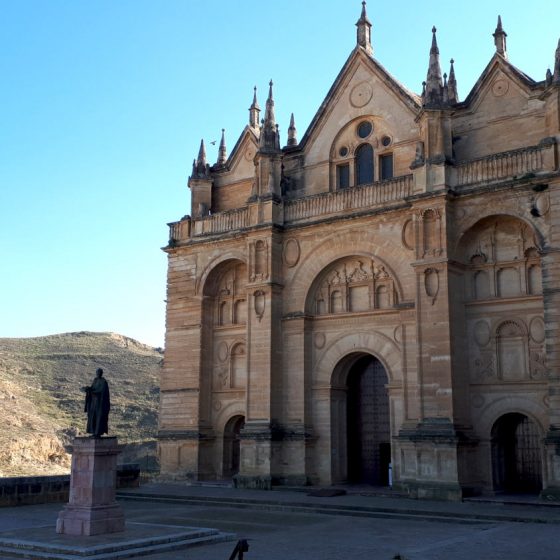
[56,437,125,536]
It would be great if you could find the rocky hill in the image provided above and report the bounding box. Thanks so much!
[0,332,162,477]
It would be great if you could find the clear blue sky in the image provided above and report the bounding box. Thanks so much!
[1,1,558,348]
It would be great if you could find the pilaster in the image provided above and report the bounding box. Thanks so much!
[235,230,283,489]
[541,180,560,499]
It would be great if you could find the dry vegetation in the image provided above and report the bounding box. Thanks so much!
[0,332,162,476]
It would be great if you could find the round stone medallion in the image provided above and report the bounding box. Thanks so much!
[283,238,301,268]
[314,332,326,349]
[471,394,485,409]
[402,218,414,251]
[217,341,229,362]
[473,321,491,347]
[535,193,550,216]
[350,81,373,108]
[530,317,545,344]
[492,79,509,97]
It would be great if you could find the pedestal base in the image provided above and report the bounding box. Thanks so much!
[56,503,125,536]
[56,436,125,536]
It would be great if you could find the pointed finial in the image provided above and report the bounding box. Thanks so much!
[431,27,439,54]
[287,113,298,147]
[447,58,459,104]
[259,80,281,152]
[493,15,508,59]
[249,86,261,128]
[217,129,227,165]
[356,1,373,55]
[554,38,560,83]
[197,139,207,165]
[191,139,210,179]
[424,26,444,107]
[263,80,276,126]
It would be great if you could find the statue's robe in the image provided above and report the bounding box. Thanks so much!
[84,377,110,437]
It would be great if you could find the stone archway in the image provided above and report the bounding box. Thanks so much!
[331,352,391,485]
[491,413,543,493]
[223,415,245,479]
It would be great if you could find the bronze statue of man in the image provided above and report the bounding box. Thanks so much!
[82,368,111,438]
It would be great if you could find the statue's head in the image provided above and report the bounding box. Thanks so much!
[96,368,104,377]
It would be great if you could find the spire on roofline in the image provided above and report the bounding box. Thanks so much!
[493,15,508,59]
[249,86,260,128]
[423,26,444,107]
[287,113,298,147]
[554,38,560,83]
[259,80,281,151]
[217,129,227,165]
[191,139,210,179]
[356,1,373,55]
[422,28,459,108]
[447,58,459,104]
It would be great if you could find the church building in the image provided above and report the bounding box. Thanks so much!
[158,3,560,500]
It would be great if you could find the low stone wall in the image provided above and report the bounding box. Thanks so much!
[0,475,70,507]
[0,466,144,507]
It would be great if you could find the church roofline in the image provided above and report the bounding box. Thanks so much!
[296,46,421,152]
[456,52,540,110]
[210,125,259,174]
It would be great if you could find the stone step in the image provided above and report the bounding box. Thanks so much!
[119,492,538,525]
[0,525,235,560]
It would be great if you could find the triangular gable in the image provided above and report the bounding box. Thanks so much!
[458,53,541,110]
[212,125,259,176]
[296,46,422,151]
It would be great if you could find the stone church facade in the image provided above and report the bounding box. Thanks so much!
[159,4,560,500]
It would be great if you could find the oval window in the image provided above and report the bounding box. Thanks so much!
[357,121,373,139]
[339,146,349,157]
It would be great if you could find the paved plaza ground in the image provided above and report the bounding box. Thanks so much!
[1,484,559,559]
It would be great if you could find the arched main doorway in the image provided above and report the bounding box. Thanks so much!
[223,415,245,479]
[491,413,542,493]
[332,353,390,485]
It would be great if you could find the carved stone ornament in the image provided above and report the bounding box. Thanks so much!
[393,325,402,344]
[473,321,491,347]
[530,350,546,379]
[535,193,550,216]
[473,353,495,381]
[254,290,266,321]
[402,218,414,251]
[530,317,545,344]
[350,82,373,108]
[217,341,229,362]
[283,238,301,268]
[312,256,396,315]
[244,147,255,161]
[492,78,509,97]
[424,268,439,305]
[471,394,485,409]
[314,332,326,349]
